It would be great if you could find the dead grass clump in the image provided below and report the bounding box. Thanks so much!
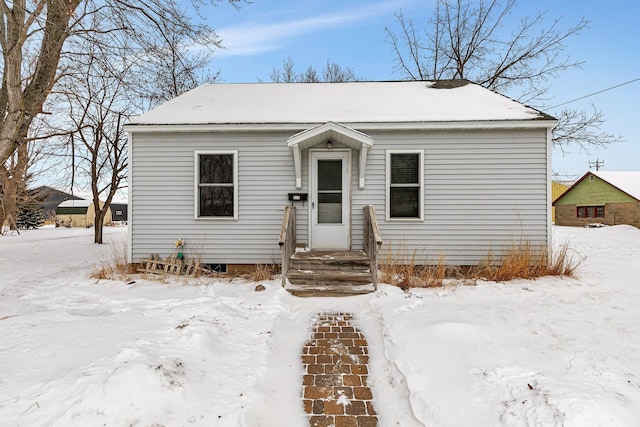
[380,246,449,289]
[381,240,580,289]
[548,242,581,276]
[244,264,279,282]
[468,241,580,282]
[469,242,545,281]
[90,241,136,280]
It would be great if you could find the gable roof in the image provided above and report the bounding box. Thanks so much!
[29,186,83,201]
[553,171,640,204]
[127,80,555,127]
[591,171,640,200]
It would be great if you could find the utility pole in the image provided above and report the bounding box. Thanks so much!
[589,159,604,171]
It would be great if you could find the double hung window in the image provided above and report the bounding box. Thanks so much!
[386,150,423,220]
[195,151,238,219]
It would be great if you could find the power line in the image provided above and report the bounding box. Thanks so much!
[550,77,640,109]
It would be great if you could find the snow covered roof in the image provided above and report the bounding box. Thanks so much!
[592,171,640,200]
[58,199,92,208]
[127,80,554,127]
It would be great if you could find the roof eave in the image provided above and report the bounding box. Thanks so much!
[124,119,558,133]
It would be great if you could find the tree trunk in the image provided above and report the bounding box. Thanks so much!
[0,143,29,231]
[0,177,18,230]
[93,204,105,244]
[0,0,82,166]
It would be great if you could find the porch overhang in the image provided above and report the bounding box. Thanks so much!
[287,121,374,189]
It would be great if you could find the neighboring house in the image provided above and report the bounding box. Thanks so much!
[29,186,84,221]
[551,181,571,223]
[125,80,556,270]
[110,203,128,222]
[553,171,640,228]
[56,199,112,228]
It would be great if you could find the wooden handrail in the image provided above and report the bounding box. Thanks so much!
[363,205,382,288]
[279,205,296,287]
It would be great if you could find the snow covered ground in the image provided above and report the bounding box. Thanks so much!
[1,225,639,426]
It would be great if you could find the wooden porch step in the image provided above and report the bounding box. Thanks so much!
[285,249,375,296]
[291,250,369,262]
[287,269,373,285]
[290,250,370,270]
[285,281,375,297]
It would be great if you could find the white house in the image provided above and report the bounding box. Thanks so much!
[125,80,555,279]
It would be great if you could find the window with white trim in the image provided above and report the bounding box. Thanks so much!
[195,151,238,219]
[386,150,423,220]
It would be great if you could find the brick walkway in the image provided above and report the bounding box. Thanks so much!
[301,313,378,427]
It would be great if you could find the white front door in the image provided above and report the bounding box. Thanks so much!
[310,150,351,250]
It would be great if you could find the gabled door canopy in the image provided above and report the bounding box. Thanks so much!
[287,121,373,189]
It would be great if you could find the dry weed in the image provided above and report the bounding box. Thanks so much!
[381,239,579,289]
[380,244,449,289]
[90,240,136,280]
[244,264,279,282]
[469,241,580,282]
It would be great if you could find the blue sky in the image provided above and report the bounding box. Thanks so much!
[202,0,639,180]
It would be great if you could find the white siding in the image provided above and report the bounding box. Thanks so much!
[131,131,301,264]
[130,127,549,266]
[353,128,549,265]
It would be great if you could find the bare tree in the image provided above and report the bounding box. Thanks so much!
[386,0,620,149]
[0,0,243,231]
[61,50,129,244]
[269,57,358,83]
[125,13,222,110]
[0,122,52,232]
[53,9,220,243]
[322,60,357,83]
[269,57,299,83]
[553,105,621,154]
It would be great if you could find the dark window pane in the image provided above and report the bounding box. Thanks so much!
[199,186,234,217]
[200,154,233,184]
[318,160,342,191]
[596,206,605,217]
[391,154,419,184]
[577,207,586,218]
[390,187,419,218]
[318,192,342,203]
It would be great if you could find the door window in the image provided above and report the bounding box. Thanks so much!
[317,159,342,223]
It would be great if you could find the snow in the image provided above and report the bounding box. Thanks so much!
[591,171,640,200]
[1,224,640,426]
[128,81,548,126]
[57,199,92,208]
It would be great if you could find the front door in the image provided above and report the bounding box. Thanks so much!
[310,150,351,250]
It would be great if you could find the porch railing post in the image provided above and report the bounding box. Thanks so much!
[279,205,296,287]
[363,205,382,288]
